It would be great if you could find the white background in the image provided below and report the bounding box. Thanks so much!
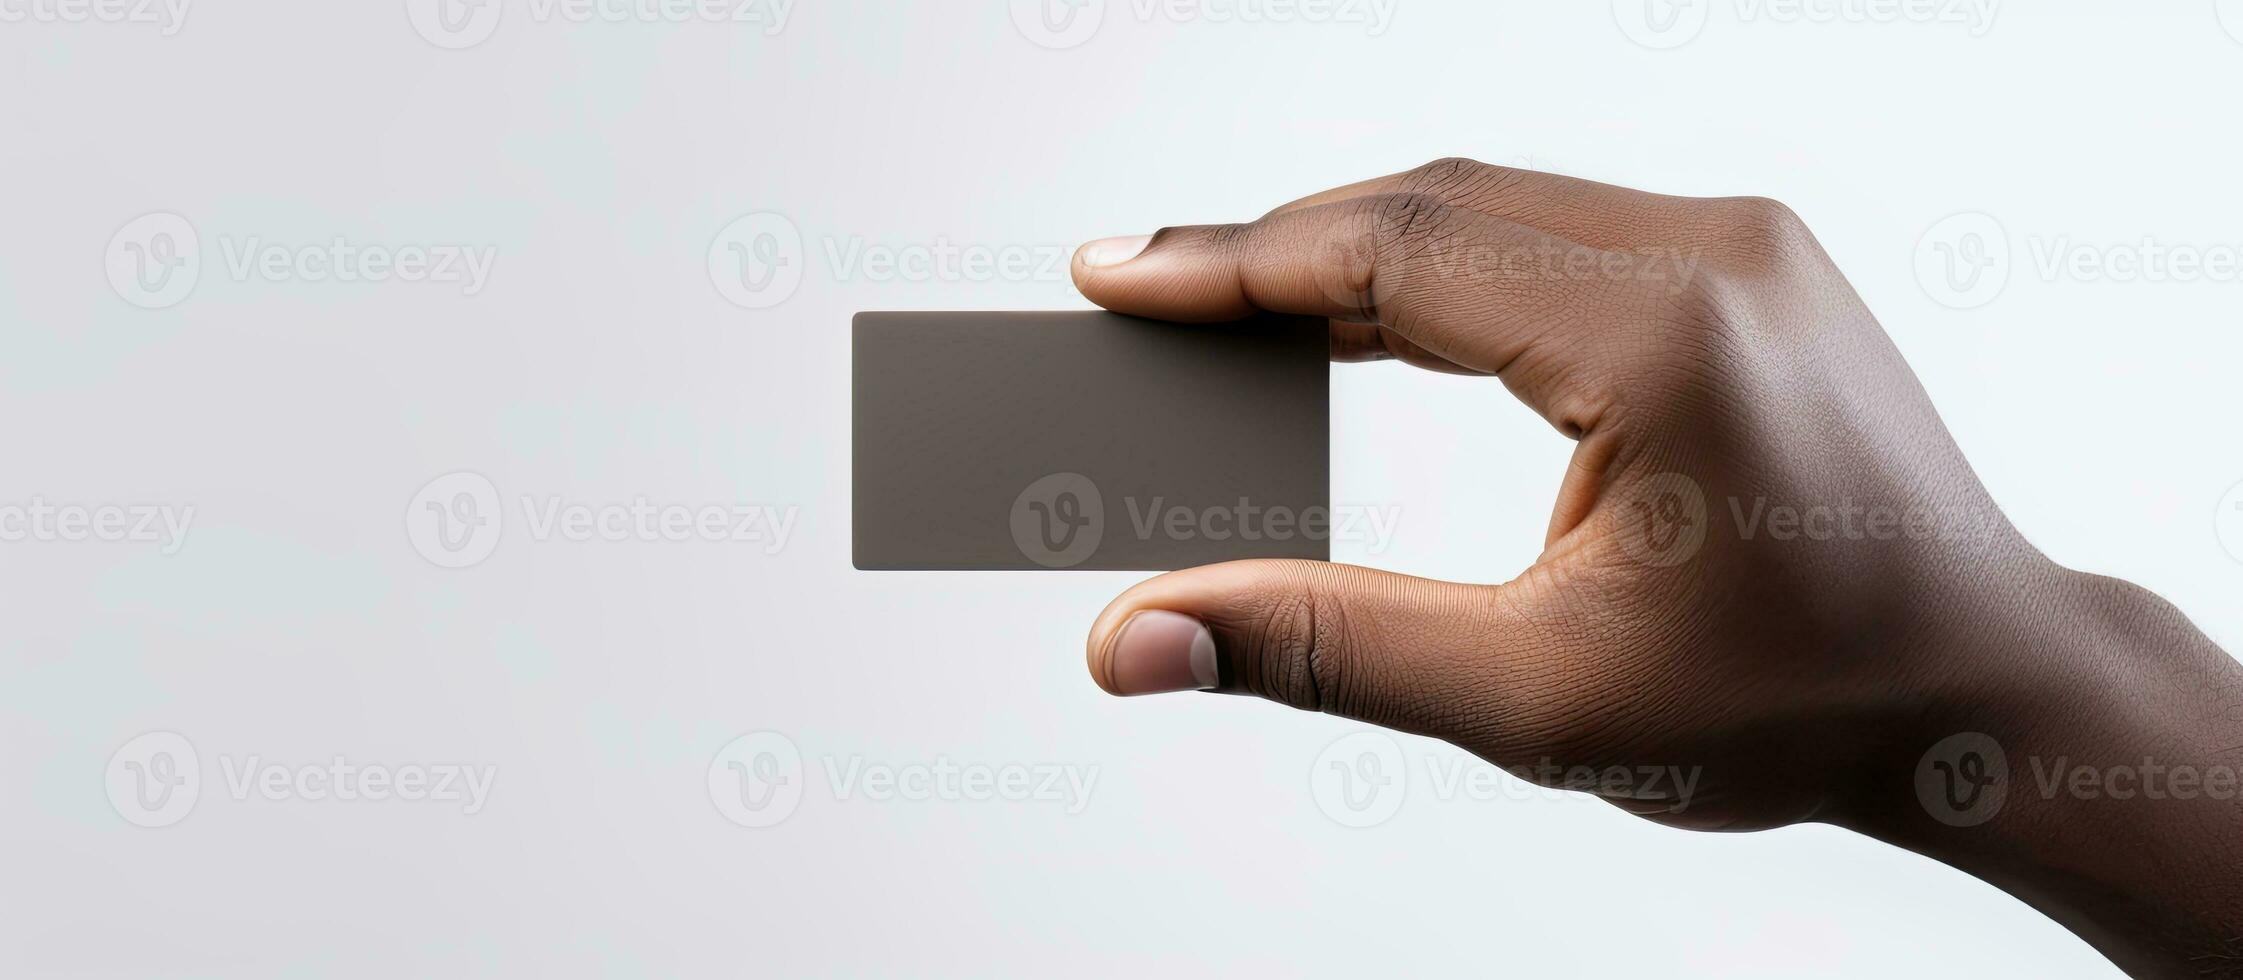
[6,1,2242,976]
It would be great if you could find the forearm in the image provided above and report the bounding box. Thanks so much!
[1851,569,2243,977]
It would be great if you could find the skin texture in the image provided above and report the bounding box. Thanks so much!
[1071,158,2243,977]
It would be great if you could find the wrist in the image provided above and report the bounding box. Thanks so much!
[1842,564,2243,973]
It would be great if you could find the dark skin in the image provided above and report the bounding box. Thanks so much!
[1071,158,2243,977]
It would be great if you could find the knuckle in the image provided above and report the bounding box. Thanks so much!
[1200,221,1254,251]
[1644,273,1746,356]
[1726,195,1805,239]
[1698,196,1812,275]
[1366,191,1455,251]
[1405,156,1492,193]
[1587,265,1740,376]
[1238,587,1349,713]
[1661,264,1735,322]
[1155,222,1250,257]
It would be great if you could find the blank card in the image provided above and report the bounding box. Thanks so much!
[852,311,1329,570]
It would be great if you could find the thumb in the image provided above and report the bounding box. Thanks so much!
[1086,559,1518,727]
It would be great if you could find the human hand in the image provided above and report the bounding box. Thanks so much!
[1070,158,2243,975]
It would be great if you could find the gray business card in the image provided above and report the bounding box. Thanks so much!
[853,311,1330,570]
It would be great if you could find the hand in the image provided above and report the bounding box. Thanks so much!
[1069,158,2243,975]
[1073,157,2023,830]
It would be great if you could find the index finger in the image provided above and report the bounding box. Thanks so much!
[1070,193,1635,399]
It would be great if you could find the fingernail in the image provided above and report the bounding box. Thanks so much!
[1108,610,1219,696]
[1078,235,1152,268]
